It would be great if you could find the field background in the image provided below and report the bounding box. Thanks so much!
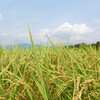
[0,24,100,100]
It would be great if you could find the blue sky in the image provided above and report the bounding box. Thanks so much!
[0,0,100,45]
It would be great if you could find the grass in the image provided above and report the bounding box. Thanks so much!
[0,21,100,100]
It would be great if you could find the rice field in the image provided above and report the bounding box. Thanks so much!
[0,21,100,100]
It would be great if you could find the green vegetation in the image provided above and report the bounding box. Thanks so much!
[0,21,100,100]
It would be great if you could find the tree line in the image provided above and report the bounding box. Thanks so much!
[66,41,100,49]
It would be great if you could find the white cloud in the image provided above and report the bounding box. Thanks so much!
[18,33,29,38]
[0,22,99,46]
[38,29,51,42]
[70,36,93,43]
[0,13,3,20]
[37,22,96,44]
[54,23,94,34]
[94,19,100,23]
[16,23,22,27]
[0,33,30,45]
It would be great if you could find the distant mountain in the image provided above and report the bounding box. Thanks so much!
[4,41,100,49]
[15,43,32,48]
[5,43,32,49]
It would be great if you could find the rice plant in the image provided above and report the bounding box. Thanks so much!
[0,21,100,100]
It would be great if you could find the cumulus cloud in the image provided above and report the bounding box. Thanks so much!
[37,22,96,44]
[54,23,94,34]
[0,33,30,45]
[16,23,22,27]
[94,19,100,23]
[38,29,51,43]
[0,22,100,45]
[18,33,29,38]
[0,13,3,20]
